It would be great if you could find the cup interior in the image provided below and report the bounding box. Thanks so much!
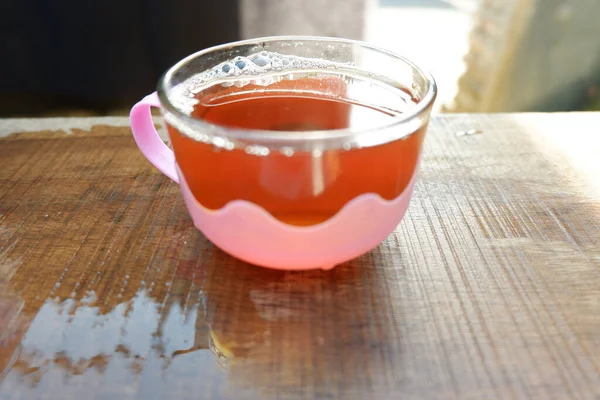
[158,36,437,151]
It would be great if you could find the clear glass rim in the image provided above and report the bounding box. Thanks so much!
[157,35,437,145]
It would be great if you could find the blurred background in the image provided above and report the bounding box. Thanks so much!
[1,0,599,117]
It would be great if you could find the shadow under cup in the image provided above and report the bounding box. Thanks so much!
[158,37,437,227]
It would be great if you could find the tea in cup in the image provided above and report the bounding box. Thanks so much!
[130,36,437,270]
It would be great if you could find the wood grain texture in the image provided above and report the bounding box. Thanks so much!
[0,114,599,399]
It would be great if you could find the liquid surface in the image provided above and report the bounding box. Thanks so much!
[165,53,425,226]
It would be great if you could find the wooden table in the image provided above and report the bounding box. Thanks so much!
[1,113,599,399]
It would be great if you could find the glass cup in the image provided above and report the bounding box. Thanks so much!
[130,36,437,270]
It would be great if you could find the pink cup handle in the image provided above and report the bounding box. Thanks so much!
[129,92,179,183]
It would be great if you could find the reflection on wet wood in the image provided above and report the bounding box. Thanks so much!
[1,114,600,399]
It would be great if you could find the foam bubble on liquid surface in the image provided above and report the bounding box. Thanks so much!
[169,51,334,115]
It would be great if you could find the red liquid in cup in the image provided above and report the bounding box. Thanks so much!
[166,76,425,226]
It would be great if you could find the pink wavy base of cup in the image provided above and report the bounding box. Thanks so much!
[176,164,419,271]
